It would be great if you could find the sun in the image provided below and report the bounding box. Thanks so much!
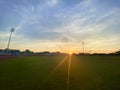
[69,51,73,55]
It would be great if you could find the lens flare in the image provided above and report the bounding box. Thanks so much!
[67,54,72,90]
[50,54,72,90]
[51,56,68,76]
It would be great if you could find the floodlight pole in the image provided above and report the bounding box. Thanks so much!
[82,42,84,54]
[6,27,15,52]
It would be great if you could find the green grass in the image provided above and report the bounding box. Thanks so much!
[0,55,120,90]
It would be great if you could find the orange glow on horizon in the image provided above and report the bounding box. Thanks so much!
[69,51,73,55]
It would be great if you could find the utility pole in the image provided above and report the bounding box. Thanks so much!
[6,27,15,53]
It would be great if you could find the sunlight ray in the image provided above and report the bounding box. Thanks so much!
[50,55,69,76]
[67,54,72,90]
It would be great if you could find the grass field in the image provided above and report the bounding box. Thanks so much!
[0,55,120,90]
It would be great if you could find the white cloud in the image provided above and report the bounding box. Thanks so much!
[96,9,117,22]
[46,0,58,7]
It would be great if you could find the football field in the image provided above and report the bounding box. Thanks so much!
[0,55,120,90]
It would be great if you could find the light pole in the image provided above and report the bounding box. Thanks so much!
[82,42,84,54]
[6,27,15,53]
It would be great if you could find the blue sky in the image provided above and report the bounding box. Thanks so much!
[0,0,120,53]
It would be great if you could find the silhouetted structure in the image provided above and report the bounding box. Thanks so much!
[6,27,15,53]
[82,42,84,54]
[0,49,120,56]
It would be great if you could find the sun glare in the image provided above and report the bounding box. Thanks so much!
[69,51,73,55]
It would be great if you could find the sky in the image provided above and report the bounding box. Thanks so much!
[0,0,120,53]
